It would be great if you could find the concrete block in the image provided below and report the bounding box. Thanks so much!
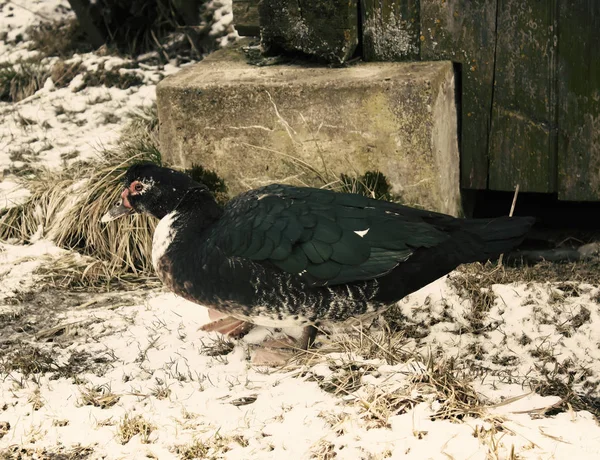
[157,41,461,215]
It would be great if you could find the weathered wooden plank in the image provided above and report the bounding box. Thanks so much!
[259,0,359,64]
[557,1,600,201]
[420,0,498,190]
[489,110,555,192]
[361,0,420,61]
[232,0,260,36]
[488,0,558,193]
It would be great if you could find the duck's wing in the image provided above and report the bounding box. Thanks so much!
[211,184,450,287]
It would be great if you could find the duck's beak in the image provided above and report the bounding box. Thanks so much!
[101,189,133,223]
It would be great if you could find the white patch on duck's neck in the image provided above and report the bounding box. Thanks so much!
[152,211,178,271]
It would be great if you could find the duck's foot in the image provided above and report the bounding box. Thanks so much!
[199,309,253,338]
[251,325,318,366]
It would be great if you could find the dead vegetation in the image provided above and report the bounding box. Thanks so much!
[448,270,498,334]
[79,384,121,408]
[0,345,59,376]
[0,59,50,102]
[0,57,146,103]
[50,60,85,88]
[0,107,161,290]
[295,326,486,427]
[0,344,116,381]
[530,359,600,418]
[173,434,248,460]
[456,259,600,286]
[80,63,145,91]
[199,335,236,357]
[116,413,155,444]
[27,18,93,58]
[0,445,95,460]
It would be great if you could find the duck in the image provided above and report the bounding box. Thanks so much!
[102,163,534,359]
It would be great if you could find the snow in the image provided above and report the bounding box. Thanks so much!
[0,179,30,210]
[2,1,600,459]
[2,250,600,458]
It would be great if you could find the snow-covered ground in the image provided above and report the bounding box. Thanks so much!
[2,2,600,459]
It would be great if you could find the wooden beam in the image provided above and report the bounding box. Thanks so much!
[421,0,498,190]
[361,0,420,61]
[557,0,600,200]
[488,0,558,193]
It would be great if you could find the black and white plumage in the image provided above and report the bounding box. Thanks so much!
[103,163,534,345]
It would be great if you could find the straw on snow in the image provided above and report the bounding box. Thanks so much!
[0,117,160,289]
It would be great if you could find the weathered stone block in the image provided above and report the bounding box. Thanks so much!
[157,41,461,215]
[232,0,260,36]
[259,0,359,65]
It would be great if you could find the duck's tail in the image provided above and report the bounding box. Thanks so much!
[461,215,536,262]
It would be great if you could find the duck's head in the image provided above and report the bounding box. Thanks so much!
[101,163,204,222]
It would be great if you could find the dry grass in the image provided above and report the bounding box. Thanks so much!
[0,59,50,102]
[416,357,484,420]
[174,434,247,460]
[0,421,9,439]
[79,384,120,409]
[0,445,95,459]
[27,387,44,411]
[200,336,235,357]
[50,60,85,88]
[0,109,162,289]
[456,259,600,286]
[311,440,337,460]
[0,345,59,376]
[295,326,486,427]
[0,344,115,381]
[314,324,414,365]
[448,268,498,334]
[27,18,92,58]
[116,413,155,445]
[151,378,172,400]
[81,63,145,91]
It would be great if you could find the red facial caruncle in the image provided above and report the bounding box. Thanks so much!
[122,180,145,208]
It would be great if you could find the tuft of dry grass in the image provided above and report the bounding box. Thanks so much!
[116,413,155,444]
[456,260,600,286]
[50,60,85,88]
[311,440,337,460]
[415,357,484,421]
[0,109,162,289]
[528,358,600,418]
[0,59,50,102]
[314,324,413,366]
[27,387,44,411]
[151,378,172,400]
[174,434,247,460]
[0,445,95,459]
[79,384,120,409]
[81,63,145,91]
[448,269,498,334]
[0,421,9,440]
[317,360,379,396]
[27,18,93,58]
[295,326,485,426]
[0,346,59,376]
[200,336,235,357]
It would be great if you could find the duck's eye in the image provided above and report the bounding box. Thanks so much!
[134,183,143,192]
